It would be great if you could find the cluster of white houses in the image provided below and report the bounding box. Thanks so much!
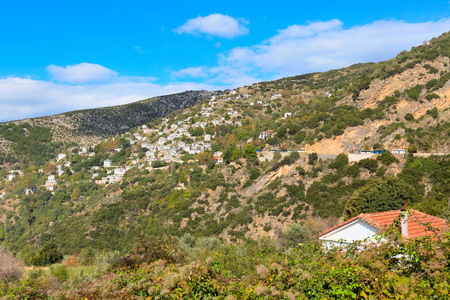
[1,90,417,193]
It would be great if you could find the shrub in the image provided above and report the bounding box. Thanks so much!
[280,223,308,248]
[377,151,399,166]
[151,160,167,168]
[273,151,282,161]
[0,248,23,283]
[425,93,440,100]
[405,84,423,101]
[30,242,64,266]
[358,158,378,173]
[426,107,439,119]
[296,166,306,176]
[50,264,69,282]
[308,152,318,165]
[345,164,360,178]
[404,113,414,121]
[329,153,349,170]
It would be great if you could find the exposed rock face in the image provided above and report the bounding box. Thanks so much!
[306,119,390,153]
[308,59,450,154]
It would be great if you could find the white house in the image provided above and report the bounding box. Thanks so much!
[114,168,127,176]
[392,149,407,154]
[45,175,57,191]
[319,209,446,249]
[7,174,16,181]
[162,155,174,161]
[214,157,224,164]
[103,159,113,168]
[57,153,66,161]
[271,93,282,99]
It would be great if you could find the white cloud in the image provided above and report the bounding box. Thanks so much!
[218,18,450,78]
[3,19,450,122]
[172,67,206,78]
[47,62,119,84]
[174,13,248,38]
[0,74,221,122]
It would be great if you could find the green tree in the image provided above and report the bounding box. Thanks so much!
[404,113,415,121]
[358,158,378,173]
[231,148,241,161]
[308,152,318,165]
[244,144,257,159]
[273,151,282,161]
[377,151,399,166]
[223,145,235,164]
[330,153,349,170]
[344,177,418,219]
[31,242,64,266]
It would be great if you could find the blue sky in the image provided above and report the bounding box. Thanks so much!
[0,0,449,121]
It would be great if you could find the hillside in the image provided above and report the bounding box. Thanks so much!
[0,89,218,150]
[0,31,449,267]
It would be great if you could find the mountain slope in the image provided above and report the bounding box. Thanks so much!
[2,90,219,144]
[0,31,450,260]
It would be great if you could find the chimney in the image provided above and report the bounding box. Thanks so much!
[400,200,408,238]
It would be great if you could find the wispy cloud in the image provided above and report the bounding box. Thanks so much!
[174,18,450,85]
[47,63,119,84]
[3,19,450,123]
[222,18,450,77]
[172,67,206,78]
[174,13,249,38]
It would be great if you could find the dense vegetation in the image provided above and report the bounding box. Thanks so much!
[2,227,450,299]
[0,123,65,166]
[0,31,450,298]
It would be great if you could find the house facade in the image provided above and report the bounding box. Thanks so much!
[319,209,446,248]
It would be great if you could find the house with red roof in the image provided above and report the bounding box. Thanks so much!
[319,209,447,248]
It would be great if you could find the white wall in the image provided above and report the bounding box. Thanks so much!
[319,219,378,248]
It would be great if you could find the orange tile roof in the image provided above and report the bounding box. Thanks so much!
[319,209,447,239]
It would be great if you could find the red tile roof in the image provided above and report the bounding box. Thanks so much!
[319,209,447,239]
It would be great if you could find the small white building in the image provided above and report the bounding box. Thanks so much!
[214,157,224,164]
[103,159,113,168]
[7,174,16,181]
[392,149,407,154]
[114,168,126,176]
[271,93,282,99]
[57,153,66,161]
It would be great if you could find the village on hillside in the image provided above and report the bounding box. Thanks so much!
[2,88,431,197]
